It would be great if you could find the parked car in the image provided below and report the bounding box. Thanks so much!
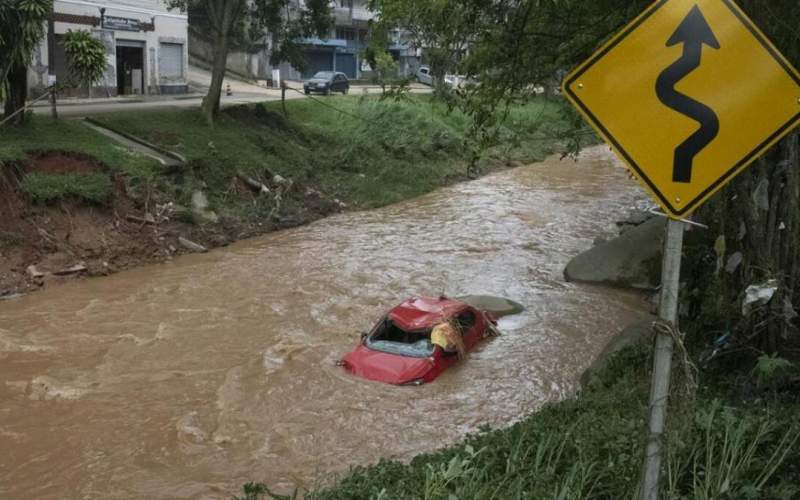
[339,296,498,385]
[304,71,350,95]
[416,65,433,86]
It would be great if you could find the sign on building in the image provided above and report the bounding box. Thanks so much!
[103,16,142,32]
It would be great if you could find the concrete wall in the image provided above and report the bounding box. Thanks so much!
[188,31,268,80]
[28,0,189,97]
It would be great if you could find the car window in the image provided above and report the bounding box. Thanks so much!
[456,311,476,332]
[313,71,334,79]
[420,68,429,75]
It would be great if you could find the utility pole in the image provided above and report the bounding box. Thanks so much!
[640,218,685,500]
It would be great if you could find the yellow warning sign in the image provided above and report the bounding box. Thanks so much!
[563,0,800,217]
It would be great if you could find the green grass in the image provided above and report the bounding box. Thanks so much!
[20,171,112,204]
[0,116,161,182]
[1,95,568,218]
[90,95,569,212]
[237,343,800,500]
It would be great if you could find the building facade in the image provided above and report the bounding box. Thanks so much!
[278,0,419,81]
[28,0,189,97]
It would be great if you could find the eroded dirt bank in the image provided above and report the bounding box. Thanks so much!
[1,147,649,499]
[0,151,342,298]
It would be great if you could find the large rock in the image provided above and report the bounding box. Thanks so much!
[457,295,524,317]
[581,316,656,389]
[565,216,665,289]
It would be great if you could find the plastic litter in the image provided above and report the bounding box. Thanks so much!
[742,279,778,316]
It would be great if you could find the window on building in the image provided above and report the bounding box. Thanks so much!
[339,0,353,8]
[335,27,356,41]
[359,29,368,42]
[159,42,184,79]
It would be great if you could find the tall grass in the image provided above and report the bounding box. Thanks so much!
[89,95,569,214]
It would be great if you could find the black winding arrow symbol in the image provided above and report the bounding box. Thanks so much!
[656,5,721,184]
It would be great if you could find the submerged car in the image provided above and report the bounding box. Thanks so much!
[340,296,498,385]
[303,71,350,95]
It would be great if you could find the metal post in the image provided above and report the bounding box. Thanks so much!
[640,217,685,500]
[281,81,287,116]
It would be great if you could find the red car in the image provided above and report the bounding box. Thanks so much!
[340,296,498,385]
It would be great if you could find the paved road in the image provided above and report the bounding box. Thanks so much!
[32,86,432,117]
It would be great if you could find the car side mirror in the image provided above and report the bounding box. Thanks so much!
[360,331,368,343]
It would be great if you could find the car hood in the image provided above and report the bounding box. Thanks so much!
[306,78,331,85]
[341,345,435,385]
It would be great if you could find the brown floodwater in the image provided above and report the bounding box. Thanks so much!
[0,147,650,499]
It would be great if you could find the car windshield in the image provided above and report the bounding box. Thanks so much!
[365,318,435,358]
[312,72,334,79]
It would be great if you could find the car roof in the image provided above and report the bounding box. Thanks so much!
[387,296,470,331]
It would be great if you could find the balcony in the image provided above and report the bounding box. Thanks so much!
[351,7,374,21]
[298,37,347,48]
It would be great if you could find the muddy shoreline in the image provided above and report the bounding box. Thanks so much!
[1,157,517,299]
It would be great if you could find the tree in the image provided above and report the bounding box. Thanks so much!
[168,0,332,127]
[63,30,108,95]
[367,0,651,168]
[0,0,51,126]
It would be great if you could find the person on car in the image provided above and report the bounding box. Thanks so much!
[430,320,466,359]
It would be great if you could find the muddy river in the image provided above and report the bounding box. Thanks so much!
[1,147,650,499]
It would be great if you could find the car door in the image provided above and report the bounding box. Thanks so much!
[334,74,344,92]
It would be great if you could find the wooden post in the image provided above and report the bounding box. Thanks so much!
[640,217,685,500]
[50,87,58,120]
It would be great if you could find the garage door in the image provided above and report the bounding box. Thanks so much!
[159,43,184,79]
[335,53,356,79]
[303,51,333,79]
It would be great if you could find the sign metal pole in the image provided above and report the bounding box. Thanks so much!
[640,217,685,500]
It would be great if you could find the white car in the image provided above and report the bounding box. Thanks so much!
[416,65,433,86]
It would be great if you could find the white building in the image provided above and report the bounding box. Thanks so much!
[28,0,189,97]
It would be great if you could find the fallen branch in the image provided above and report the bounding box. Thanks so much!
[236,171,270,195]
[126,214,157,225]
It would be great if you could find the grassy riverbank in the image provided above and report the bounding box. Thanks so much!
[0,95,570,295]
[90,94,568,210]
[239,344,798,500]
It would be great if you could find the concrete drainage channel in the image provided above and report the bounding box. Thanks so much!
[82,118,185,170]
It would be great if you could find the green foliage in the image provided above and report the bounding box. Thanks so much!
[63,30,107,88]
[21,172,112,204]
[0,0,51,80]
[665,402,800,499]
[92,96,566,212]
[372,52,400,90]
[752,355,795,388]
[1,0,51,123]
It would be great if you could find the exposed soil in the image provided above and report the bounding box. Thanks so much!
[0,151,341,298]
[25,151,105,174]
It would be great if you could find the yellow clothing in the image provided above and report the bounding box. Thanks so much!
[430,324,454,350]
[430,322,465,358]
